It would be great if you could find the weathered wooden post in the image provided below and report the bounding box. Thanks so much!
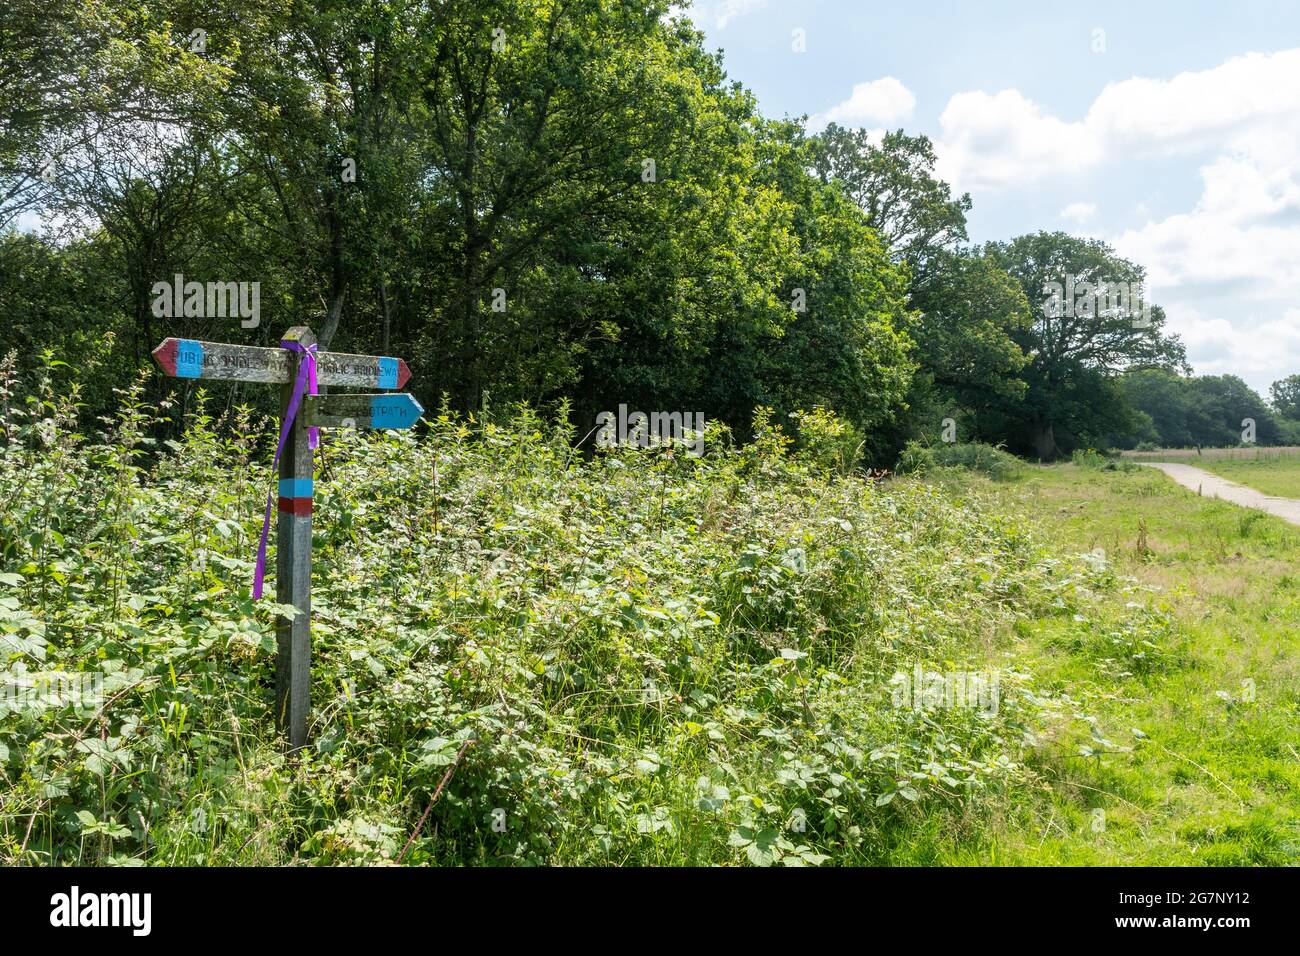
[153,328,420,750]
[276,326,315,748]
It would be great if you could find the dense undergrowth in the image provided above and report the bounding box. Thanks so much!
[896,440,1025,482]
[0,363,1173,865]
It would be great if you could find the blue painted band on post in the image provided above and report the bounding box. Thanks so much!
[377,356,398,389]
[277,478,314,498]
[176,339,204,378]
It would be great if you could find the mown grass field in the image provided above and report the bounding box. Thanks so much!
[929,461,1300,864]
[1121,446,1300,498]
[1187,456,1300,499]
[1122,446,1300,462]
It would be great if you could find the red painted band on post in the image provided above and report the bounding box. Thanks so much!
[277,497,313,516]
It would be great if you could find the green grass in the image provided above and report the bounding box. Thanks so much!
[1186,456,1300,499]
[925,463,1300,864]
[2,365,1296,865]
[1121,446,1300,497]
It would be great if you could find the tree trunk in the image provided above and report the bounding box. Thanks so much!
[459,231,486,413]
[319,291,344,349]
[378,267,391,354]
[1032,421,1060,461]
[318,192,346,348]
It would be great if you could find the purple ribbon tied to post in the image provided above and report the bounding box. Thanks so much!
[252,339,320,599]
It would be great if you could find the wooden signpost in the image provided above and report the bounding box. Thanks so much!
[152,335,412,388]
[153,327,423,749]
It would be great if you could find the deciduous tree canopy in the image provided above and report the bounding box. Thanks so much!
[3,0,1283,462]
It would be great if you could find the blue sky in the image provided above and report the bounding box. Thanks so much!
[680,0,1300,394]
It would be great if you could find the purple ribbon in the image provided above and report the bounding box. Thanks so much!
[252,340,319,599]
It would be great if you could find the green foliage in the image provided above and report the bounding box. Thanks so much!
[1276,417,1300,446]
[3,1,919,456]
[4,2,1211,470]
[787,406,863,475]
[806,126,1030,461]
[0,234,129,415]
[1071,449,1108,470]
[896,441,1025,482]
[0,374,1166,865]
[1269,374,1300,420]
[810,126,971,275]
[889,249,1032,459]
[0,0,1285,870]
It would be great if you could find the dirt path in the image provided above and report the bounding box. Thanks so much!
[1140,462,1300,526]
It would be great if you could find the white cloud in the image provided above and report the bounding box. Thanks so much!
[1087,50,1300,155]
[1110,148,1300,391]
[802,77,914,171]
[806,77,909,132]
[1113,151,1300,294]
[934,89,1100,189]
[1060,202,1098,223]
[811,77,916,131]
[934,48,1300,192]
[1114,145,1300,391]
[1162,308,1300,387]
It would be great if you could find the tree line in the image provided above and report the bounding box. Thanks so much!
[0,0,1290,462]
[1118,370,1300,449]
